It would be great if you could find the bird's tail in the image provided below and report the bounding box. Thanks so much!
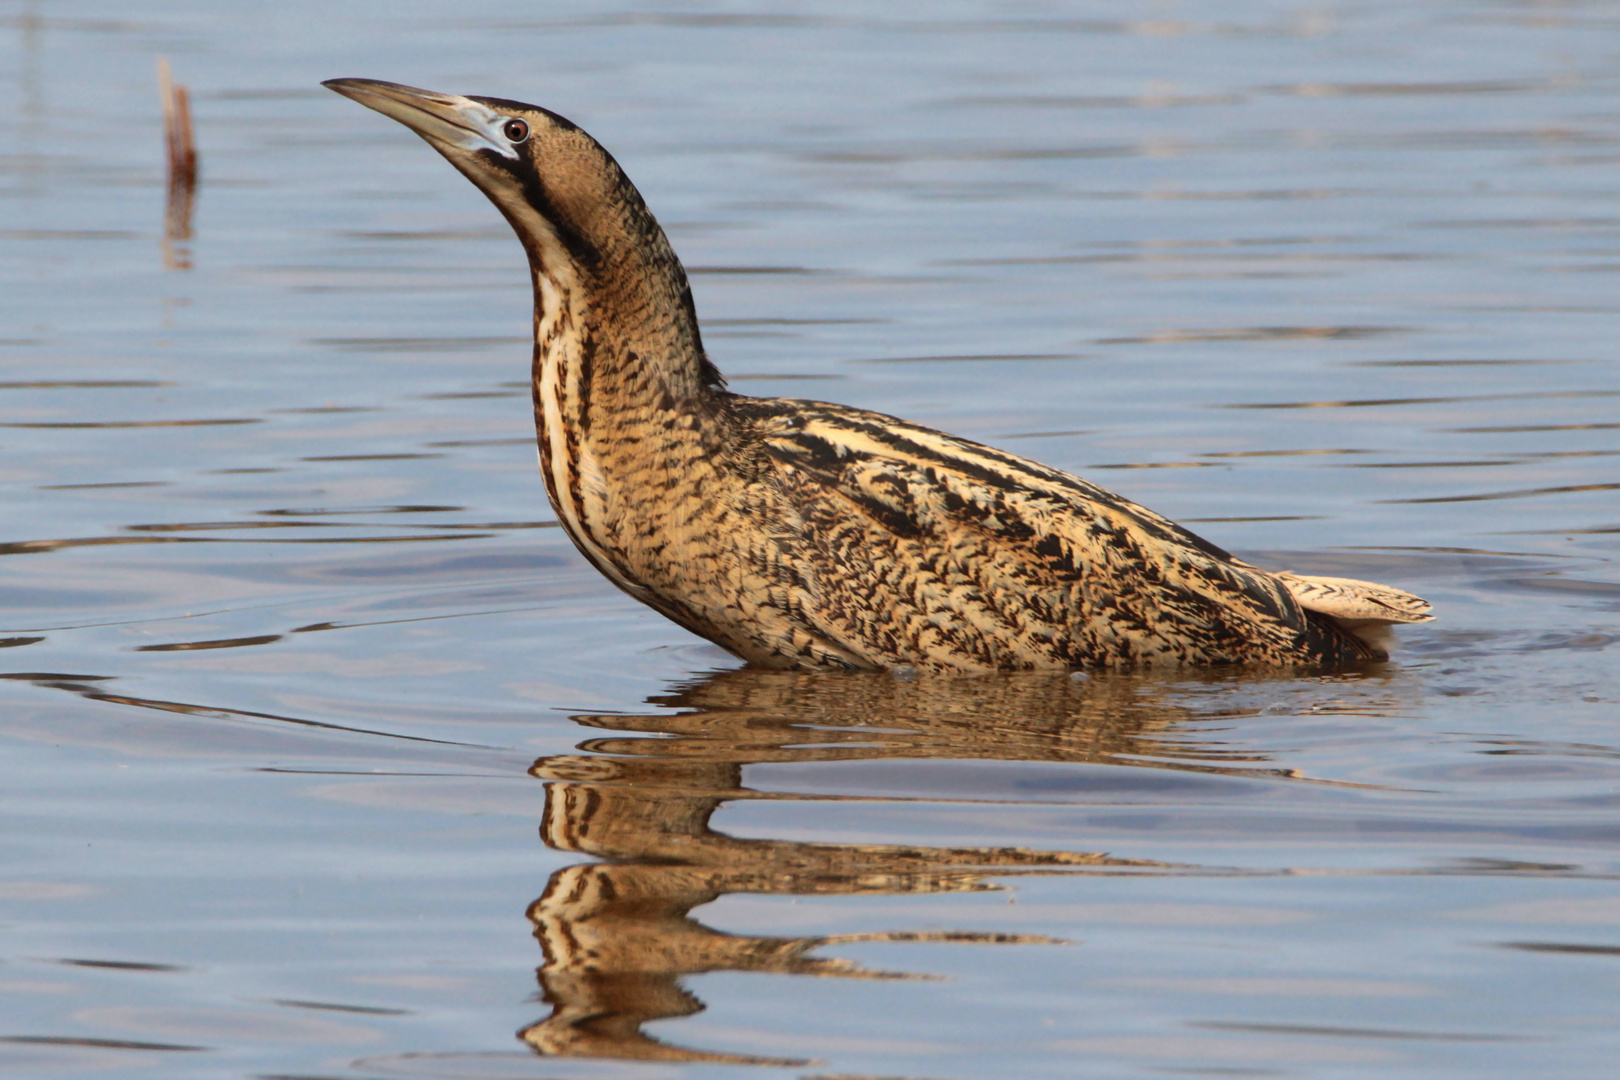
[1273,571,1435,654]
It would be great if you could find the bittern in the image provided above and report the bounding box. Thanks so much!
[323,78,1433,673]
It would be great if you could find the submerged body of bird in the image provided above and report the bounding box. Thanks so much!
[323,78,1433,673]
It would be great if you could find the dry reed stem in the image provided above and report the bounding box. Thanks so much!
[158,57,197,259]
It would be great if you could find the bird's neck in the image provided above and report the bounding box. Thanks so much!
[525,218,725,591]
[506,162,716,407]
[527,236,715,453]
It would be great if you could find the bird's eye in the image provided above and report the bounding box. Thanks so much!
[502,118,530,143]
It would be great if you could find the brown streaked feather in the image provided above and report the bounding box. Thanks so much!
[746,398,1375,671]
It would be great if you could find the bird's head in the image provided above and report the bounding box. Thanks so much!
[323,78,713,388]
[324,78,658,285]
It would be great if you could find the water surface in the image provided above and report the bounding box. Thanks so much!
[3,2,1619,1077]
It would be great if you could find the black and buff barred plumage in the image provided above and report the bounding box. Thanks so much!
[324,79,1434,673]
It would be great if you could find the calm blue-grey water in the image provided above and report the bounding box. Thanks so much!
[3,2,1619,1077]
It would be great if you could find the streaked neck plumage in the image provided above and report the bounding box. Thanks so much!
[492,137,726,596]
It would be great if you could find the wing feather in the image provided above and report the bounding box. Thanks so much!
[750,399,1377,667]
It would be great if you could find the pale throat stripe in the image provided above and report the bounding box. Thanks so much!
[510,194,651,599]
[533,276,647,598]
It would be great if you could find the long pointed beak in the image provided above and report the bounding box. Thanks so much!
[322,78,518,160]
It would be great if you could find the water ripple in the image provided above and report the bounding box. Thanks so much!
[1385,482,1620,505]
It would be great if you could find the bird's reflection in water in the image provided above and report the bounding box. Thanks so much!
[518,667,1389,1064]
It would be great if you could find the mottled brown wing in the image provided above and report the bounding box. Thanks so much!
[756,400,1364,668]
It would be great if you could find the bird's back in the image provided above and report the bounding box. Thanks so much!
[695,395,1390,672]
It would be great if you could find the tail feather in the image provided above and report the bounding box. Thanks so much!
[1274,571,1434,655]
